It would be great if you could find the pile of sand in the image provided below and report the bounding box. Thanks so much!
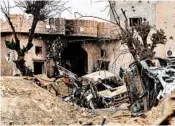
[1,77,90,125]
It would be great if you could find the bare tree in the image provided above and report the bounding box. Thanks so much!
[1,0,67,76]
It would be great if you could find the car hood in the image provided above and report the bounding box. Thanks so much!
[97,85,127,98]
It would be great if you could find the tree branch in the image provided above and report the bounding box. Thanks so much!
[121,8,129,31]
[108,1,124,32]
[1,0,20,51]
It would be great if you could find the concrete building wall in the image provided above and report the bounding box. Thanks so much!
[101,42,133,73]
[82,40,133,74]
[108,0,157,67]
[82,43,101,73]
[112,0,157,27]
[110,1,175,67]
[1,14,65,35]
[1,34,130,76]
[155,1,175,57]
[1,34,17,75]
[1,33,47,76]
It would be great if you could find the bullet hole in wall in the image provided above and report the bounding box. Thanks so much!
[169,36,174,40]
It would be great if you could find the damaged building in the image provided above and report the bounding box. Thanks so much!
[1,1,175,77]
[1,14,120,76]
[1,14,55,75]
[110,1,175,66]
[1,1,175,75]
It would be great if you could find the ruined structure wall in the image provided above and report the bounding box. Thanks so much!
[82,41,133,74]
[110,1,175,65]
[82,43,101,73]
[155,1,175,57]
[101,42,133,73]
[108,0,157,67]
[112,0,157,27]
[1,34,17,75]
[1,14,65,35]
[66,19,98,37]
[1,34,47,76]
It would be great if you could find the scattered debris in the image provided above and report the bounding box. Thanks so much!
[31,59,175,116]
[153,91,175,125]
[4,55,174,125]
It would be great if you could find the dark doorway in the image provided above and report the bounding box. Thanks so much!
[34,62,44,75]
[61,43,88,76]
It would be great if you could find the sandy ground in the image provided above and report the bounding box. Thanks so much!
[1,77,174,125]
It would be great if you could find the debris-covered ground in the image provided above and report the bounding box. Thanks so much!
[1,76,174,125]
[1,77,90,125]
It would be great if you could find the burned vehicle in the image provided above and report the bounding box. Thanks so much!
[63,70,128,109]
[80,70,128,109]
[125,57,175,114]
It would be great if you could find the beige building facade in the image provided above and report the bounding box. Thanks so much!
[110,1,175,68]
[155,1,175,57]
[1,14,120,76]
[1,33,47,76]
[2,1,174,76]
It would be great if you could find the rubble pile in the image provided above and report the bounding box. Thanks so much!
[1,77,91,125]
[1,76,174,125]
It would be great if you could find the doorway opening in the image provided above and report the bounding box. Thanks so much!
[34,61,44,75]
[61,43,88,76]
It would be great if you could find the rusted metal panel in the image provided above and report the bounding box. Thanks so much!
[125,71,133,105]
[135,68,148,112]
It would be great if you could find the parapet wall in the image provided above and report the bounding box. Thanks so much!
[66,19,98,37]
[1,14,119,39]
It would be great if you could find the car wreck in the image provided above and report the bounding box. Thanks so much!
[124,57,175,114]
[33,57,175,114]
[80,70,128,109]
[57,69,128,109]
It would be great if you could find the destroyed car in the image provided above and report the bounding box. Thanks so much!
[78,70,128,109]
[62,70,128,109]
[45,64,128,109]
[124,57,175,114]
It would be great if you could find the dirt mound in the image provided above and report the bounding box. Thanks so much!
[1,77,89,125]
[1,77,170,125]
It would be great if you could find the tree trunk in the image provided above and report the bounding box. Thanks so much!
[13,51,33,76]
[8,18,38,76]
